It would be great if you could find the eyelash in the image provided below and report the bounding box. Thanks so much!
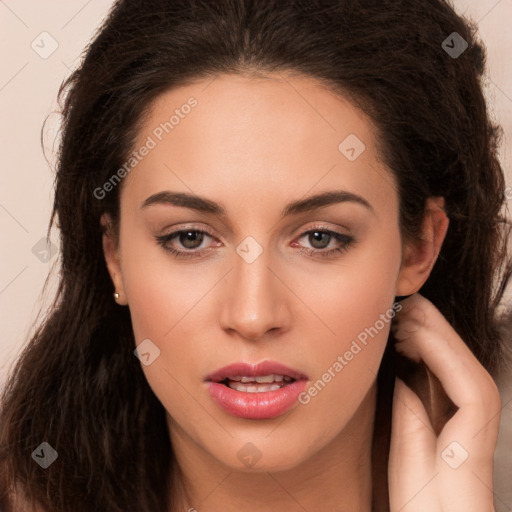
[155,224,355,260]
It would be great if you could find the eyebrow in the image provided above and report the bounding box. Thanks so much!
[141,189,374,217]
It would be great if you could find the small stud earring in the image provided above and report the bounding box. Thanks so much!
[113,291,120,301]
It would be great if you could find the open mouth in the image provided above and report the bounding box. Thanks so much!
[219,374,296,393]
[205,361,308,419]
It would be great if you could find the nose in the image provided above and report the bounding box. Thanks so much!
[219,247,290,342]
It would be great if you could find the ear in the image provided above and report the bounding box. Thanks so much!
[100,213,128,305]
[395,197,449,296]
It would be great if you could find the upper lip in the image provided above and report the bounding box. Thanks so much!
[205,360,309,383]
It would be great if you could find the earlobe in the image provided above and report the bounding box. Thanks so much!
[100,213,128,305]
[395,197,449,296]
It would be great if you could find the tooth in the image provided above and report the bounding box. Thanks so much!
[283,376,293,382]
[274,375,284,382]
[227,382,286,392]
[230,376,242,381]
[255,375,275,383]
[228,382,246,392]
[240,377,253,383]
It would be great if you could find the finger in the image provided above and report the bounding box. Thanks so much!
[391,294,499,415]
[392,293,500,455]
[389,378,439,512]
[392,294,500,511]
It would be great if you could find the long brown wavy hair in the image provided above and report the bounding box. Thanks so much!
[1,1,511,510]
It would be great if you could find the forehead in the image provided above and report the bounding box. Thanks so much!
[122,72,397,215]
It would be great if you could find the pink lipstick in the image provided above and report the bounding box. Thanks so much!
[205,360,309,419]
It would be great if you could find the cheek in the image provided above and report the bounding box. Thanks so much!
[301,227,400,353]
[120,247,213,427]
[119,225,214,342]
[295,235,400,422]
[294,297,395,451]
[116,227,205,384]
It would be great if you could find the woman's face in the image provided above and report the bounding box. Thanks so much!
[105,72,411,472]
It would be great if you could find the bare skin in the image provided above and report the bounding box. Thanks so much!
[101,72,499,511]
[390,294,501,511]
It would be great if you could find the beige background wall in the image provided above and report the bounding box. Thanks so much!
[1,0,511,508]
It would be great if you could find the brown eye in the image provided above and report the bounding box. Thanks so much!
[178,231,206,249]
[308,231,332,249]
[294,227,355,259]
[155,228,216,259]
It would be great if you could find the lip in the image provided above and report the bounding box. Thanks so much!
[205,360,309,420]
[205,360,309,383]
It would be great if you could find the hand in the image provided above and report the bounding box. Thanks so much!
[388,293,501,512]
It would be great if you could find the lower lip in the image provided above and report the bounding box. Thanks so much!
[206,380,308,419]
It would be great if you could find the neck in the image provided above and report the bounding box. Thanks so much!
[169,382,377,511]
